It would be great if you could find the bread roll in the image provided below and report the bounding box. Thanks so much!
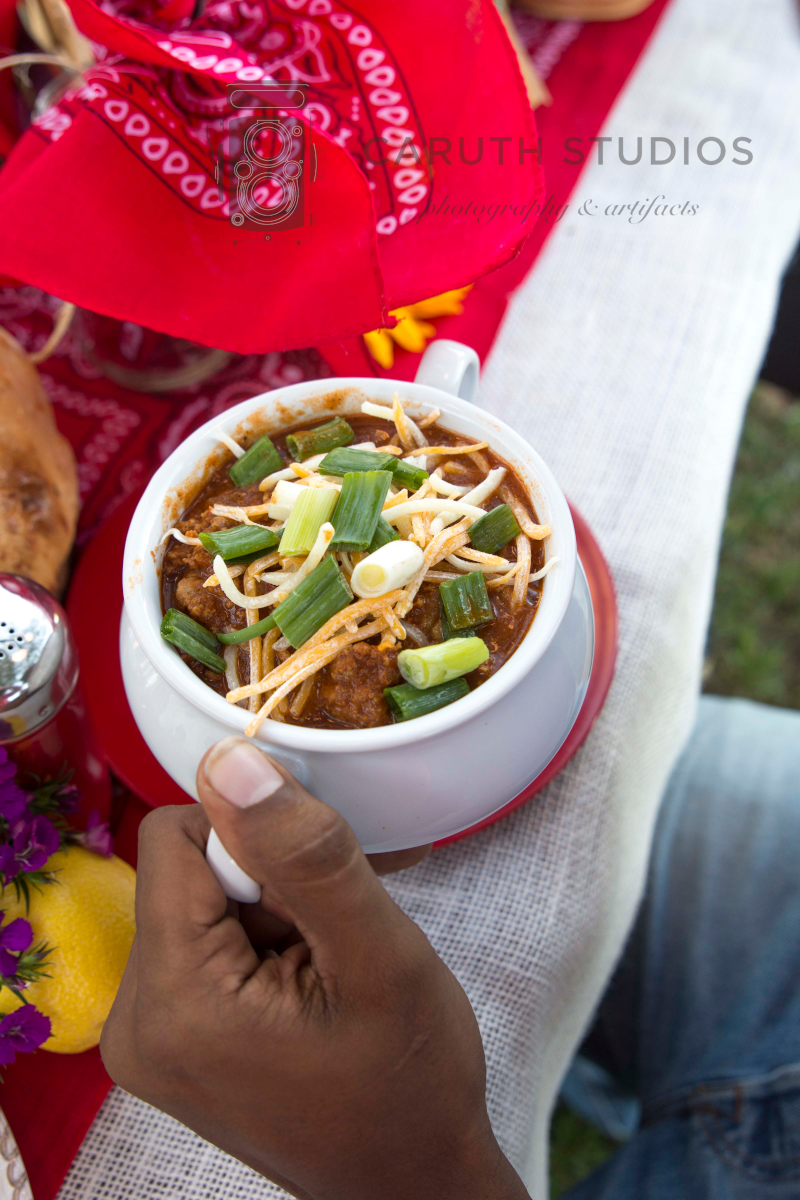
[0,331,79,594]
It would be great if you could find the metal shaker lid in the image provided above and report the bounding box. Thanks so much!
[0,574,79,742]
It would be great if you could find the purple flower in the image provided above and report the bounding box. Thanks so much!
[0,1006,51,1064]
[77,810,113,857]
[0,815,60,879]
[0,918,32,979]
[0,749,29,825]
[53,782,81,815]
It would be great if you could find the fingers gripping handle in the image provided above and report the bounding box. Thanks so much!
[201,743,310,903]
[206,828,260,903]
[414,339,480,403]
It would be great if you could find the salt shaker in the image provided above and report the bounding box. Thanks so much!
[0,574,110,824]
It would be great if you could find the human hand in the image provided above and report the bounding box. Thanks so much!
[101,738,528,1200]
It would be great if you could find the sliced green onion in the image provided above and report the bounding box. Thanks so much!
[217,614,277,645]
[278,488,338,557]
[161,608,219,652]
[468,504,521,555]
[329,470,393,552]
[384,678,470,722]
[439,571,494,631]
[161,608,226,673]
[317,447,396,475]
[287,417,355,462]
[398,637,489,689]
[391,458,429,492]
[440,607,478,641]
[315,444,428,491]
[367,515,400,554]
[228,436,283,486]
[199,524,280,563]
[272,555,353,647]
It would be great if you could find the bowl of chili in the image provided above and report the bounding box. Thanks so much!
[121,342,583,852]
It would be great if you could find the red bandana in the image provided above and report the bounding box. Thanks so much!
[0,0,543,352]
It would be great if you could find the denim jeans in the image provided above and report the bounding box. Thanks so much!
[563,695,800,1199]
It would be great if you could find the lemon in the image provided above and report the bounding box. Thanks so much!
[0,846,136,1054]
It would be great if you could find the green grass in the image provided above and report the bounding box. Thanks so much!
[548,382,800,1197]
[703,382,800,709]
[549,1104,619,1197]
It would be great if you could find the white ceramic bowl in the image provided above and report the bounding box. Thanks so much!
[122,341,580,854]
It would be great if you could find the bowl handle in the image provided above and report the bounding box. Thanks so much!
[414,339,480,403]
[206,828,261,903]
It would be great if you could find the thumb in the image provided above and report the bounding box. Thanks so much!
[197,737,405,963]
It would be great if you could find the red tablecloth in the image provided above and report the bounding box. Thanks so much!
[0,5,669,1196]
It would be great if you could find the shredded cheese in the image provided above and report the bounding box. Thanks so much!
[445,554,512,575]
[290,452,327,474]
[378,602,406,640]
[230,614,382,706]
[417,442,489,458]
[361,400,395,421]
[204,564,245,587]
[502,489,551,540]
[361,397,427,449]
[486,564,521,590]
[210,503,273,525]
[395,521,471,618]
[160,528,202,546]
[463,467,506,508]
[511,532,532,610]
[417,408,441,429]
[383,489,410,509]
[302,591,405,654]
[259,569,297,586]
[430,465,507,535]
[246,552,281,575]
[382,498,486,524]
[229,595,408,711]
[289,674,316,718]
[213,557,277,609]
[456,546,509,566]
[244,572,264,713]
[469,448,491,473]
[243,617,389,735]
[261,627,281,704]
[223,646,240,694]
[428,473,468,498]
[529,556,561,582]
[215,429,245,458]
[402,453,429,473]
[392,392,427,450]
[259,466,297,491]
[266,522,335,605]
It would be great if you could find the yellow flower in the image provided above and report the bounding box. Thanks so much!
[363,287,472,369]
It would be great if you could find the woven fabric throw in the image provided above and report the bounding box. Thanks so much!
[55,0,800,1196]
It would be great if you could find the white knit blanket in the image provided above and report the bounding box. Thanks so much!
[58,0,800,1196]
